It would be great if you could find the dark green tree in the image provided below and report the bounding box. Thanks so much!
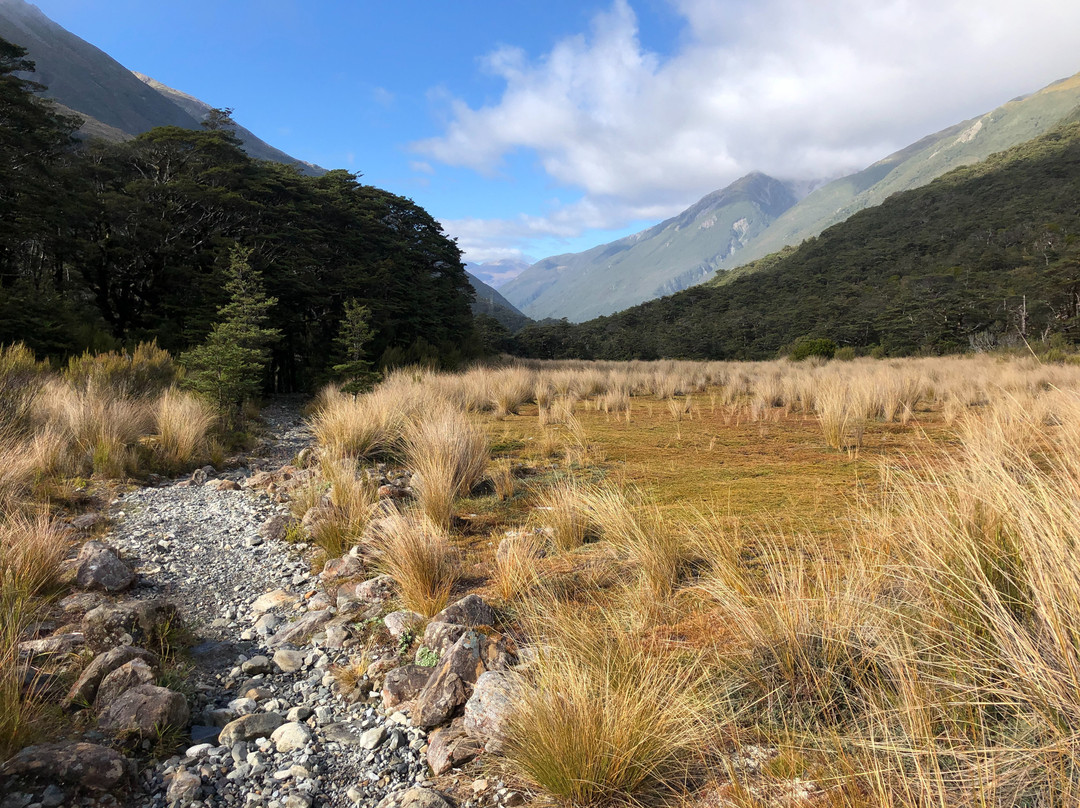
[332,299,377,393]
[180,245,280,425]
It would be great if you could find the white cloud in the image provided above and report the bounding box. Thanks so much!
[416,0,1080,260]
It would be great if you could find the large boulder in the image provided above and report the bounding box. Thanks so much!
[98,684,189,738]
[426,718,483,775]
[66,645,158,707]
[266,609,334,647]
[75,541,135,593]
[81,600,178,653]
[463,670,520,754]
[413,629,517,728]
[217,712,284,746]
[94,658,157,710]
[0,741,131,792]
[381,665,432,710]
[431,594,496,628]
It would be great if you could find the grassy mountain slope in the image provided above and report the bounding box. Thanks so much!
[466,271,532,332]
[0,0,198,133]
[0,0,321,174]
[133,72,323,176]
[502,172,797,322]
[512,119,1080,360]
[727,72,1080,270]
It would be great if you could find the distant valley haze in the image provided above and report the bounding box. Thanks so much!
[9,0,1080,300]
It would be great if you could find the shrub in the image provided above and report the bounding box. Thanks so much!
[65,341,175,399]
[790,337,838,361]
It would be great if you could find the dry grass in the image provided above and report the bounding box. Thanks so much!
[309,385,406,460]
[491,531,546,602]
[373,512,458,617]
[403,405,489,528]
[309,457,379,557]
[504,592,717,807]
[152,389,217,473]
[0,512,69,758]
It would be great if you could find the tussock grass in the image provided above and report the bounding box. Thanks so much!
[152,389,217,473]
[309,385,406,460]
[492,531,545,602]
[0,512,69,758]
[403,405,489,528]
[533,476,599,552]
[373,512,458,617]
[504,592,717,807]
[310,457,379,557]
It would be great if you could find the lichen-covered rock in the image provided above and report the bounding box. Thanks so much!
[431,594,496,628]
[98,684,189,738]
[421,621,466,655]
[426,718,483,775]
[75,541,135,593]
[81,600,178,653]
[381,665,432,710]
[413,629,517,728]
[463,670,521,754]
[0,741,131,792]
[94,658,157,710]
[383,609,423,639]
[250,588,297,615]
[65,645,158,708]
[165,770,202,807]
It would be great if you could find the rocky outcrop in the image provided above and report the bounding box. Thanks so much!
[74,540,135,593]
[413,629,517,728]
[81,599,178,653]
[0,741,132,792]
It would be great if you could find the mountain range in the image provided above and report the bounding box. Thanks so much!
[503,71,1080,322]
[0,0,322,174]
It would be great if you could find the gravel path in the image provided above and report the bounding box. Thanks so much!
[103,401,434,808]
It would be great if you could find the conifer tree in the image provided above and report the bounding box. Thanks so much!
[332,299,377,393]
[181,245,280,425]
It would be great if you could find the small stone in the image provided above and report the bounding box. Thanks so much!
[273,649,304,673]
[218,712,284,746]
[241,655,272,675]
[359,725,387,749]
[166,770,202,807]
[270,721,312,754]
[75,541,135,593]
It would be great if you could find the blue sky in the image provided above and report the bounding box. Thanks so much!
[27,0,1080,284]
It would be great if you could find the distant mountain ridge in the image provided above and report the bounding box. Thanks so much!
[506,70,1080,322]
[502,172,798,322]
[0,0,322,174]
[465,272,531,332]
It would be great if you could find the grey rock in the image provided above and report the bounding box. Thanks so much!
[218,712,284,746]
[374,787,452,808]
[98,684,189,737]
[166,770,202,807]
[463,670,521,754]
[75,541,135,593]
[320,554,363,585]
[266,609,333,647]
[273,648,305,673]
[94,657,157,709]
[270,721,312,753]
[383,610,423,639]
[0,741,131,791]
[431,594,496,628]
[358,725,387,749]
[241,655,272,675]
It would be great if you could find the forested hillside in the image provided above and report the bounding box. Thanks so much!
[0,38,475,389]
[512,117,1080,359]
